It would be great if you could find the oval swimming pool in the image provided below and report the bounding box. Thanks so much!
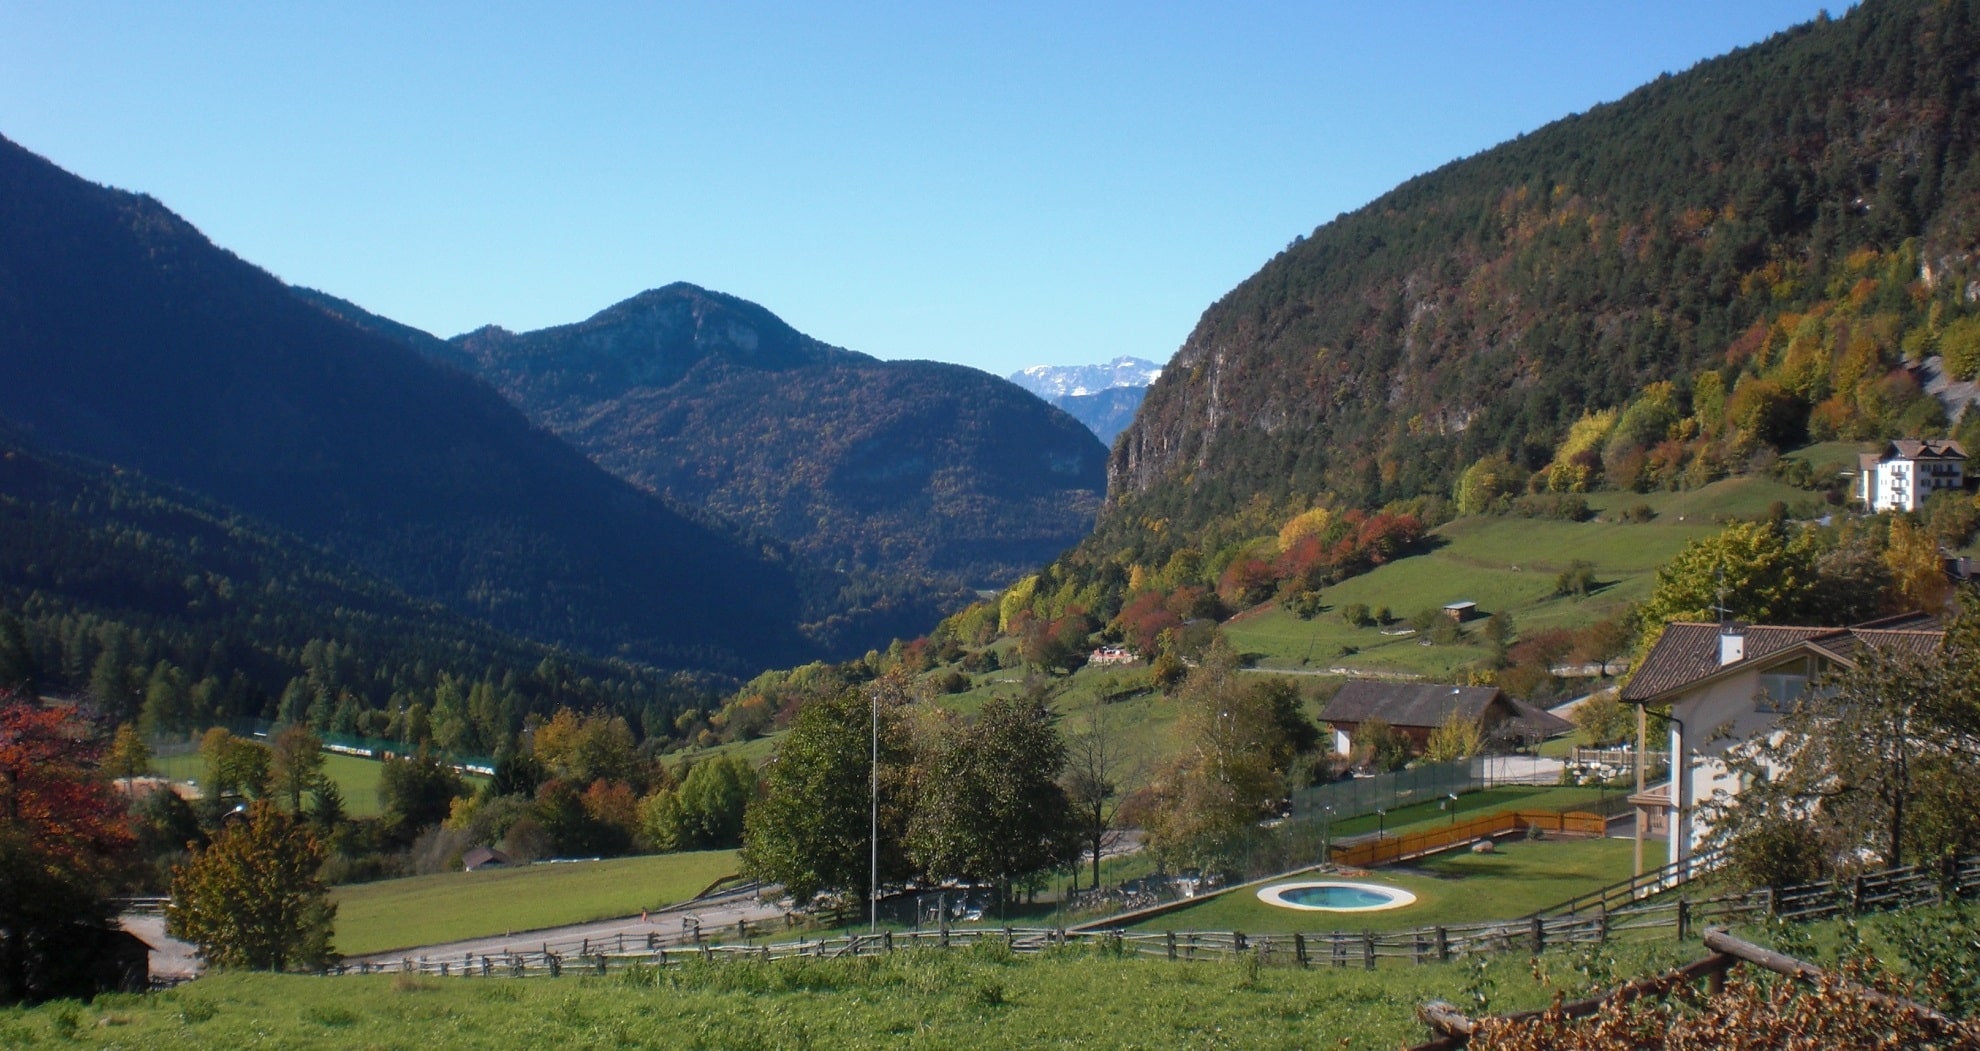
[1256,880,1417,912]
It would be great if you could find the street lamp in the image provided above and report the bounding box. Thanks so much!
[1447,792,1460,827]
[1376,808,1387,841]
[1321,805,1335,868]
[870,686,879,935]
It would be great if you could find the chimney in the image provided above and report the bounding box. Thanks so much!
[1718,623,1746,667]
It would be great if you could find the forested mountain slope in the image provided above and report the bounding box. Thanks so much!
[0,133,871,677]
[0,431,701,740]
[1102,0,1980,566]
[322,283,1109,589]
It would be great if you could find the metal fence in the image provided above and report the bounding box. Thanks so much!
[1291,761,1473,823]
[148,719,495,775]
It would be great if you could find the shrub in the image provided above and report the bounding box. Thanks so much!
[1339,602,1372,627]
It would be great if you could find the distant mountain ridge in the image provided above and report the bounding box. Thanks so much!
[357,283,1110,590]
[1008,357,1162,444]
[1009,357,1163,399]
[0,133,884,677]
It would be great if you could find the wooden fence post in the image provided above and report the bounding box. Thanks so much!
[1294,932,1308,969]
[1166,930,1176,961]
[1676,898,1690,941]
[1436,926,1449,963]
[1852,874,1866,913]
[1362,931,1376,971]
[1530,916,1544,954]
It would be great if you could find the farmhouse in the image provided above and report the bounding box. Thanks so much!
[462,846,514,871]
[1855,438,1967,512]
[1620,614,1943,879]
[1318,681,1569,757]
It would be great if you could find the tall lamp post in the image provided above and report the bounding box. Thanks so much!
[870,687,879,935]
[1446,792,1460,827]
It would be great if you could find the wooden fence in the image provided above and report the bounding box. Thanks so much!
[1331,809,1609,869]
[324,852,1980,980]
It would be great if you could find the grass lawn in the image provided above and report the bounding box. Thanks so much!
[3,936,1703,1051]
[331,850,740,956]
[147,752,466,820]
[1128,836,1636,934]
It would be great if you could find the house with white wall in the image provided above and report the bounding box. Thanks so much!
[1856,438,1967,512]
[1620,615,1942,880]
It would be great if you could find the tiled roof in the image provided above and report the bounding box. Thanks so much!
[1623,619,1944,704]
[1885,438,1967,461]
[1320,681,1503,729]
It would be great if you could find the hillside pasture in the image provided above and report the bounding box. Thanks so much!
[1224,473,1812,679]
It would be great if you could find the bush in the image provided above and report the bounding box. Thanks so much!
[1555,560,1597,598]
[1512,493,1593,521]
[1621,504,1656,524]
[1339,602,1372,627]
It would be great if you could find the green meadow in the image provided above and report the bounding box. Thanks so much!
[331,850,741,956]
[149,751,433,820]
[0,937,1697,1051]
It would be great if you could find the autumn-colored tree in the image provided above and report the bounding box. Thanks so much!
[167,800,335,971]
[0,694,136,1002]
[104,723,151,795]
[1884,513,1952,613]
[1423,710,1483,763]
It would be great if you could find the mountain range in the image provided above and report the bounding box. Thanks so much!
[304,284,1108,590]
[1008,357,1163,445]
[0,132,906,678]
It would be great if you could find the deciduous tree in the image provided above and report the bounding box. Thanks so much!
[167,800,335,971]
[0,694,135,1002]
[740,675,918,905]
[908,695,1075,894]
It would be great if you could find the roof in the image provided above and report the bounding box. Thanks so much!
[1622,619,1944,704]
[1881,438,1967,462]
[462,846,513,869]
[1503,698,1575,740]
[1320,681,1504,729]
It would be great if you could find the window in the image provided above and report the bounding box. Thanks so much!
[1756,661,1812,713]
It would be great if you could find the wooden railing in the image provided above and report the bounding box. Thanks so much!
[322,852,1980,979]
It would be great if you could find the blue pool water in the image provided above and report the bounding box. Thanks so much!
[1279,885,1399,909]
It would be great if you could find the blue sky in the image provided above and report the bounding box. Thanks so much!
[1,2,1835,377]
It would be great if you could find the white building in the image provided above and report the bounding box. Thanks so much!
[1856,438,1967,512]
[1621,615,1942,879]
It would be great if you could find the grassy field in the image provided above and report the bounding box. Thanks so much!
[150,752,422,819]
[331,851,741,956]
[1127,836,1636,934]
[0,937,1703,1050]
[1220,473,1814,680]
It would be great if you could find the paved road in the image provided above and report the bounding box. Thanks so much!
[343,883,794,966]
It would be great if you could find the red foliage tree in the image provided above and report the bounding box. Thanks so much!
[0,693,135,1002]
